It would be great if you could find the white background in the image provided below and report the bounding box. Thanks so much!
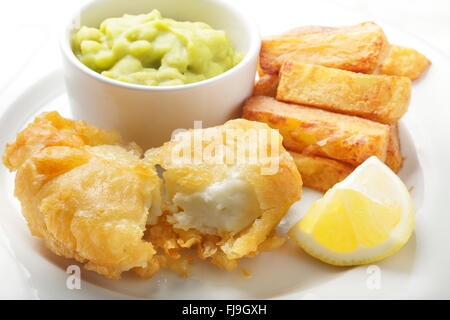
[0,0,449,299]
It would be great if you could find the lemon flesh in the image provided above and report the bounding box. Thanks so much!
[288,156,414,266]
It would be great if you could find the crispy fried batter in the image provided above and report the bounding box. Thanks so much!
[260,22,389,75]
[3,112,163,279]
[144,119,302,269]
[3,113,302,278]
[277,62,411,124]
[3,111,121,171]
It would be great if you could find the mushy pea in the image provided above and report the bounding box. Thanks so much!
[72,10,243,86]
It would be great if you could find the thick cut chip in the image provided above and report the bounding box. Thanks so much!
[380,45,431,80]
[277,62,411,124]
[270,25,430,80]
[243,96,390,167]
[289,124,401,192]
[386,123,403,173]
[290,152,354,192]
[260,22,389,74]
[253,74,279,97]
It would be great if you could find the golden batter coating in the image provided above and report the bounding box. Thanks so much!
[3,113,303,278]
[144,119,302,269]
[3,112,163,279]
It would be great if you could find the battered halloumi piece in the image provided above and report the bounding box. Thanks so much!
[290,152,354,193]
[144,119,302,269]
[242,96,390,167]
[380,45,431,80]
[3,113,303,278]
[277,61,411,124]
[260,22,389,75]
[3,112,163,280]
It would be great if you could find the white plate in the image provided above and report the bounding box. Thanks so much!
[1,0,450,299]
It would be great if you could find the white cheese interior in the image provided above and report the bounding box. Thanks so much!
[170,174,261,234]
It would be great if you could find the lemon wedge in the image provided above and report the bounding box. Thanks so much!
[288,156,414,266]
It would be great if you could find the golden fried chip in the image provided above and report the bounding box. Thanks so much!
[290,152,354,192]
[260,22,389,74]
[277,61,411,124]
[386,122,403,173]
[380,45,431,80]
[253,74,279,97]
[243,96,390,166]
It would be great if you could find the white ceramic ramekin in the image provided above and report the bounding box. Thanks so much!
[61,0,260,148]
